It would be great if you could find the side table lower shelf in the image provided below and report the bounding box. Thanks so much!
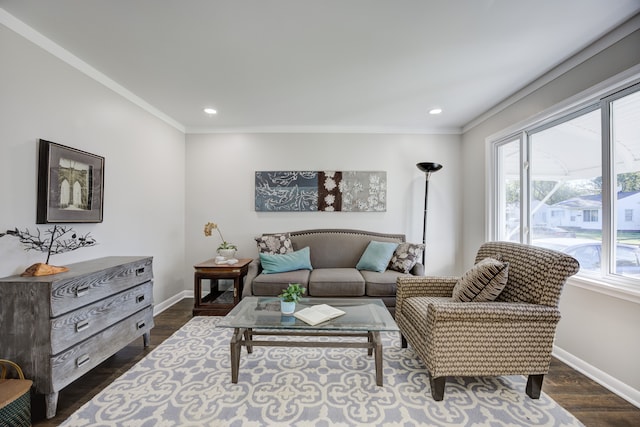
[193,258,252,316]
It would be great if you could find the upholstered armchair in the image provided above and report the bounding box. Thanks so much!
[395,241,580,401]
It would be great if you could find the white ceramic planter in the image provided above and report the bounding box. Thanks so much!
[280,300,296,314]
[217,248,236,258]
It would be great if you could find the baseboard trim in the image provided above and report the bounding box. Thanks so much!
[553,345,640,408]
[153,290,191,316]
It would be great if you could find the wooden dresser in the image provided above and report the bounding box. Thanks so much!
[0,256,154,419]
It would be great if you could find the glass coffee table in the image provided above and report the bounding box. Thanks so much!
[217,297,399,386]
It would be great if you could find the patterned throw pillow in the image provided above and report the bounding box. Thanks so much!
[255,233,293,255]
[452,257,509,302]
[388,242,425,274]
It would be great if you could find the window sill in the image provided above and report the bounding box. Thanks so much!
[567,274,640,304]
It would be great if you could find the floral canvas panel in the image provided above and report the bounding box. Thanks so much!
[338,171,386,212]
[318,171,342,211]
[255,171,386,212]
[255,171,318,211]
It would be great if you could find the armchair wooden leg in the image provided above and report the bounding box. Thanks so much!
[429,375,446,401]
[526,374,544,399]
[401,334,407,348]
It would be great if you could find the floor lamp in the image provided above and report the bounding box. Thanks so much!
[417,162,443,266]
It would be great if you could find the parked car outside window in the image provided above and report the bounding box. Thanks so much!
[532,238,640,277]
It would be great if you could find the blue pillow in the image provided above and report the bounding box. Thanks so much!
[356,241,399,272]
[260,246,313,274]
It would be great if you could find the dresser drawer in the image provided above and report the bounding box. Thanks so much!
[49,306,154,392]
[50,281,153,355]
[50,257,153,316]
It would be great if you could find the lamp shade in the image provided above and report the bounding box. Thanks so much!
[416,162,443,173]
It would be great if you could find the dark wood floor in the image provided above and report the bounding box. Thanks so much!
[31,298,640,426]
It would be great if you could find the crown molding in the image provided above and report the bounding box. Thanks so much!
[185,125,462,135]
[463,13,640,134]
[0,8,185,133]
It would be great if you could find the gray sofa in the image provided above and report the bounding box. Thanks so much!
[242,229,425,314]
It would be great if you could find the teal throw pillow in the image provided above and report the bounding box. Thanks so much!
[356,241,399,272]
[260,246,313,274]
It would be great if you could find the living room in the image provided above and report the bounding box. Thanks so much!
[1,2,639,425]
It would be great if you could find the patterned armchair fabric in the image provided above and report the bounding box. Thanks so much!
[395,241,580,401]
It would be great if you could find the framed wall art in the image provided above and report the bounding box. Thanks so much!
[255,170,386,212]
[37,139,105,223]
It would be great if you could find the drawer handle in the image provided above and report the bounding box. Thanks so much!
[136,320,146,330]
[76,354,91,367]
[136,267,145,276]
[136,294,145,303]
[76,320,90,332]
[75,284,90,297]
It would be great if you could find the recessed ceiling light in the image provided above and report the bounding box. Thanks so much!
[429,108,442,115]
[203,108,217,115]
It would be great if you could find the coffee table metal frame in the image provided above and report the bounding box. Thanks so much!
[218,297,399,386]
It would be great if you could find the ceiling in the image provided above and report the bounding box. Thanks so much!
[1,1,639,134]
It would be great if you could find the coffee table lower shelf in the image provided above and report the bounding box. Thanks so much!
[230,328,385,386]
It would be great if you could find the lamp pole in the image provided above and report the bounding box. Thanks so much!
[417,162,443,266]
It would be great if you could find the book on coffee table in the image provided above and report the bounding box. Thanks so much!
[294,304,346,326]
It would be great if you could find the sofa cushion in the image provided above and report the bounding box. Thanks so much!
[259,247,313,274]
[388,242,425,273]
[452,257,509,302]
[308,268,365,297]
[255,233,293,254]
[356,241,399,272]
[252,270,311,296]
[360,269,408,297]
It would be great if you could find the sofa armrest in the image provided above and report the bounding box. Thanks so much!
[396,276,458,313]
[242,258,262,298]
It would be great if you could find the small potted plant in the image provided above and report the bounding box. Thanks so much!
[204,222,237,258]
[216,241,238,258]
[278,283,306,314]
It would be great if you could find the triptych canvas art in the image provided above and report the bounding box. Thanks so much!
[255,171,386,212]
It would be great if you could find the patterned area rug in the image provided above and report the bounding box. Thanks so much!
[62,316,583,426]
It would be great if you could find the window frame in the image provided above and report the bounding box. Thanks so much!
[486,70,640,301]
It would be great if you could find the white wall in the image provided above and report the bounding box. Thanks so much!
[5,6,638,407]
[185,132,462,287]
[462,28,640,403]
[0,23,186,306]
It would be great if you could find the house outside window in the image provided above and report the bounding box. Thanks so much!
[490,80,640,292]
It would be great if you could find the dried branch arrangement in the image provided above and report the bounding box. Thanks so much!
[1,225,97,264]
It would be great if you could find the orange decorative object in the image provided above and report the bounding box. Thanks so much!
[20,263,69,277]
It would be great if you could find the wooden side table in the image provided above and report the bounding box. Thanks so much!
[193,258,252,316]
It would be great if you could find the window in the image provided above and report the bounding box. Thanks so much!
[583,210,599,222]
[491,81,640,290]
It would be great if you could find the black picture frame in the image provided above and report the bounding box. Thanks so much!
[37,139,104,223]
